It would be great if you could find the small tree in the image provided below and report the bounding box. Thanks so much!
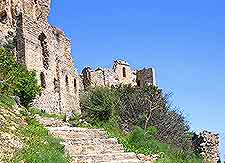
[115,84,191,150]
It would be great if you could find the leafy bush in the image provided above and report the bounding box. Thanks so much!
[80,84,203,162]
[0,48,41,107]
[80,86,120,123]
[113,84,191,150]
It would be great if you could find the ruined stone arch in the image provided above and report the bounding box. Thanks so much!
[38,32,49,70]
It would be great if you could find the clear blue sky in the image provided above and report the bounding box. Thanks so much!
[49,0,225,160]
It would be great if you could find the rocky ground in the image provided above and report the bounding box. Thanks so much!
[0,101,23,162]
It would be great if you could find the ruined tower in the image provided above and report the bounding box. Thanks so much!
[136,68,156,87]
[81,60,156,89]
[0,0,80,113]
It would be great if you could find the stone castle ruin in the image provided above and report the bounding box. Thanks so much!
[192,131,220,162]
[0,1,220,161]
[0,0,80,114]
[81,60,156,89]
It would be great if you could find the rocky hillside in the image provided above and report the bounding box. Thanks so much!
[0,95,23,161]
[0,95,68,163]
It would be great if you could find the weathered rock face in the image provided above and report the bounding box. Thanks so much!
[0,100,23,161]
[192,131,220,162]
[0,0,80,114]
[81,60,156,89]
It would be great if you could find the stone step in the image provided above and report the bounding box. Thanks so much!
[71,152,139,163]
[48,127,107,140]
[65,144,124,155]
[72,159,143,163]
[64,138,118,146]
[101,160,144,163]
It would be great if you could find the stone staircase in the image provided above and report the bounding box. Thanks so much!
[47,126,143,163]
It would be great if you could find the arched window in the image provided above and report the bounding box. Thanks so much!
[54,78,60,93]
[65,75,69,86]
[74,78,77,93]
[123,67,126,78]
[40,72,46,88]
[38,33,49,70]
[65,75,69,92]
[74,78,77,88]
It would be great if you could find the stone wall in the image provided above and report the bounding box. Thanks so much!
[136,68,156,87]
[192,131,220,162]
[0,0,80,114]
[81,60,156,89]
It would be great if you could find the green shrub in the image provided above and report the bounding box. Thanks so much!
[79,84,206,163]
[0,48,41,107]
[113,84,191,150]
[0,94,16,109]
[123,126,169,155]
[80,86,120,123]
[80,85,191,149]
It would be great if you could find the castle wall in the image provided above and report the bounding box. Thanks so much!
[81,60,154,89]
[1,0,80,114]
[113,60,135,85]
[136,68,156,87]
[192,131,220,162]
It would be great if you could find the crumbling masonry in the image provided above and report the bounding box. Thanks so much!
[192,131,220,162]
[0,1,221,161]
[0,0,80,113]
[81,60,156,89]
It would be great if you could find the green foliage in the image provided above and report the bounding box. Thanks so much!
[0,48,41,107]
[80,85,206,163]
[124,127,204,163]
[0,94,16,109]
[112,84,191,150]
[0,95,68,163]
[81,85,191,150]
[80,86,120,123]
[91,121,205,163]
[11,119,68,163]
[27,107,64,120]
[68,112,84,127]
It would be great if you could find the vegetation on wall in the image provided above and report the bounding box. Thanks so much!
[79,85,205,163]
[0,43,66,162]
[0,46,41,107]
